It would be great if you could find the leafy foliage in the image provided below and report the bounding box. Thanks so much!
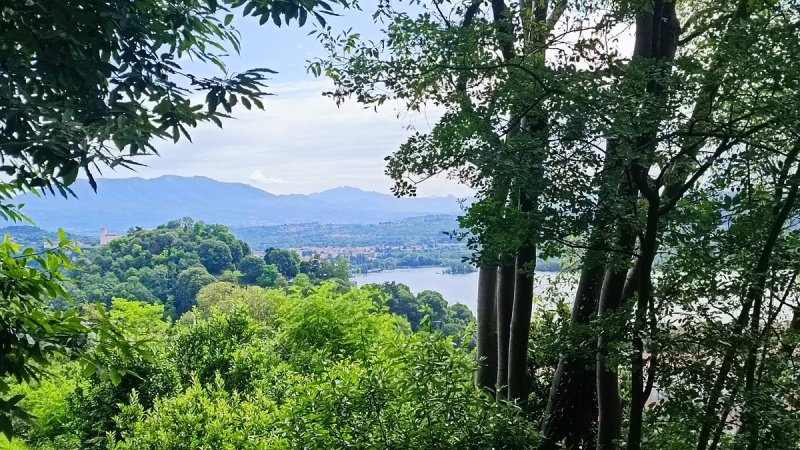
[8,283,536,449]
[367,281,475,339]
[66,219,256,315]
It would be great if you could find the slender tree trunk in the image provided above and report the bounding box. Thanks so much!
[627,198,660,450]
[507,243,536,403]
[709,383,740,450]
[595,269,628,450]
[496,257,516,400]
[735,149,800,450]
[542,0,681,442]
[596,211,638,449]
[476,265,499,395]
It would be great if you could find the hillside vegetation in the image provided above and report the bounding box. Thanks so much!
[7,284,516,450]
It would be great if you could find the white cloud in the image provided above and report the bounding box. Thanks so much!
[249,169,288,185]
[99,79,473,198]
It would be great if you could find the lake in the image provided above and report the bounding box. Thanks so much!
[351,267,575,314]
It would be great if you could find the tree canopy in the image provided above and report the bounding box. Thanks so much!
[317,0,800,448]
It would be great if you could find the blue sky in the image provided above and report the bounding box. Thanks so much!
[100,5,468,197]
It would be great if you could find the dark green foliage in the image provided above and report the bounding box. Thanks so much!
[368,282,475,338]
[237,255,267,284]
[375,282,422,327]
[264,248,300,278]
[67,354,179,450]
[257,264,285,288]
[197,240,233,274]
[298,254,350,281]
[66,219,254,315]
[173,266,217,316]
[441,303,475,338]
[416,290,448,324]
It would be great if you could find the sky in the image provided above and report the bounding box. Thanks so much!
[98,5,469,197]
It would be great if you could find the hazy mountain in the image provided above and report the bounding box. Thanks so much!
[10,176,467,235]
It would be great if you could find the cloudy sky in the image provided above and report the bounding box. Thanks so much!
[98,6,469,197]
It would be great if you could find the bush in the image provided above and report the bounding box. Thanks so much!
[113,331,537,449]
[172,310,261,390]
[277,283,402,362]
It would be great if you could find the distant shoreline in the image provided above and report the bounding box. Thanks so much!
[351,265,472,276]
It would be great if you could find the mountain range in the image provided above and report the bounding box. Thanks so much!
[9,176,467,235]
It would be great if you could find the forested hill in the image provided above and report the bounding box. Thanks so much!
[10,176,466,234]
[230,215,461,249]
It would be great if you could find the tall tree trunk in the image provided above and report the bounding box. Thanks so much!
[507,242,536,403]
[540,259,603,449]
[627,196,660,450]
[476,265,499,395]
[734,147,800,450]
[542,0,680,442]
[496,257,516,400]
[595,269,628,449]
[596,187,638,449]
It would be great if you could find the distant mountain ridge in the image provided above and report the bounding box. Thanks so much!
[10,175,467,235]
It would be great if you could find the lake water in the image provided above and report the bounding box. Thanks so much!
[351,267,575,314]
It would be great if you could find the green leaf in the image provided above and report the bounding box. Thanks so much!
[109,369,122,385]
[82,362,97,378]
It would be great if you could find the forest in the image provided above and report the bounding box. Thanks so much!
[1,0,799,449]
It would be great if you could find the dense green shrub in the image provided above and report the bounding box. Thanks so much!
[111,332,537,450]
[172,310,261,389]
[277,282,403,362]
[12,286,537,450]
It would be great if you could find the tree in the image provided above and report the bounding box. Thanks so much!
[173,266,217,316]
[197,240,233,275]
[264,248,301,279]
[0,0,350,438]
[238,255,267,285]
[416,290,448,326]
[0,0,346,205]
[299,254,350,281]
[372,282,421,328]
[319,0,800,448]
[257,264,285,288]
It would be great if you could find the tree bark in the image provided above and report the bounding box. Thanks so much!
[596,211,638,449]
[627,196,660,450]
[540,259,603,449]
[507,243,536,403]
[496,257,516,400]
[476,265,499,395]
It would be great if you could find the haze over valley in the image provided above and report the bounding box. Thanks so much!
[12,175,468,234]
